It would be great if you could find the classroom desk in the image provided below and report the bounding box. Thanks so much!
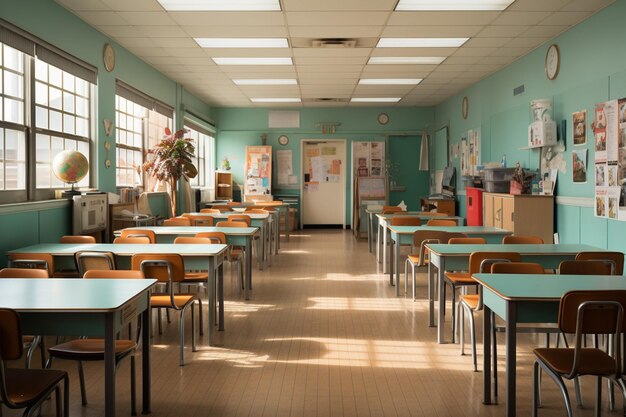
[473,274,626,417]
[118,226,258,300]
[375,213,464,264]
[388,226,511,293]
[8,243,227,345]
[427,243,602,343]
[0,278,156,417]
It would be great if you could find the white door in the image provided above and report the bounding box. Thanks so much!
[301,140,346,227]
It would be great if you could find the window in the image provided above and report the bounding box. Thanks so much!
[0,22,97,202]
[185,122,215,189]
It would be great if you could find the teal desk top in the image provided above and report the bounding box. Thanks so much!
[473,274,626,301]
[9,243,228,257]
[0,278,156,312]
[119,226,258,236]
[427,243,603,256]
[376,213,463,221]
[388,225,508,235]
[188,212,269,220]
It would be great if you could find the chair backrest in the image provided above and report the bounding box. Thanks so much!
[245,209,268,214]
[131,253,185,283]
[559,260,614,275]
[448,237,486,245]
[0,268,48,278]
[174,237,215,245]
[426,219,457,227]
[200,208,221,214]
[75,251,116,276]
[227,214,251,226]
[60,235,96,244]
[211,205,233,212]
[502,235,544,244]
[258,201,282,206]
[195,232,227,244]
[390,217,421,226]
[181,214,213,226]
[7,253,54,277]
[163,217,191,226]
[113,236,152,244]
[575,251,624,275]
[468,252,522,274]
[381,206,404,214]
[491,262,545,274]
[216,221,248,228]
[417,211,446,216]
[412,230,467,247]
[0,309,23,361]
[83,270,145,279]
[120,229,156,243]
[256,206,276,212]
[226,201,241,206]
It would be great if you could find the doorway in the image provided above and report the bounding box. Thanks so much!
[300,139,347,228]
[387,135,430,209]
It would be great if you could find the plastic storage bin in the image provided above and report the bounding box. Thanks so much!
[482,167,516,182]
[483,180,510,193]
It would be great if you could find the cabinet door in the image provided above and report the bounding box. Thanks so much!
[483,194,494,227]
[501,196,515,231]
[493,196,504,229]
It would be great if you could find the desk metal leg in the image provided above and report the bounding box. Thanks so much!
[376,223,382,264]
[208,259,216,345]
[104,314,116,417]
[388,236,394,286]
[505,301,517,417]
[245,239,252,300]
[483,305,492,405]
[218,262,224,331]
[141,298,151,414]
[395,239,400,296]
[437,256,446,344]
[428,262,435,327]
[367,213,372,253]
[259,226,265,271]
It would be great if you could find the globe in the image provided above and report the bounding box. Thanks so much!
[52,150,89,185]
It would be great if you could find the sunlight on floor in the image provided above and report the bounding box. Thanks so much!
[280,249,312,254]
[307,296,405,311]
[224,301,276,313]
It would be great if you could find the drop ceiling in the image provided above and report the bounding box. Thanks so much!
[55,0,614,108]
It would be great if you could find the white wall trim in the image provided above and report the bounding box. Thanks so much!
[556,196,594,207]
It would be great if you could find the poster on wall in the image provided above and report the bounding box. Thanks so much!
[354,142,370,176]
[460,137,468,175]
[460,129,481,176]
[572,149,587,183]
[573,110,587,146]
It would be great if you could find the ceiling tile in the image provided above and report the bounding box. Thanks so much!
[489,46,533,57]
[116,37,157,48]
[381,26,482,38]
[505,37,546,47]
[286,12,389,26]
[125,46,169,57]
[465,37,512,47]
[452,47,498,57]
[387,11,500,26]
[75,11,127,26]
[56,0,110,11]
[117,11,177,25]
[100,0,162,11]
[476,25,530,37]
[288,26,384,38]
[169,11,285,26]
[135,26,189,37]
[150,38,199,48]
[98,25,144,37]
[182,26,288,38]
[369,47,458,56]
[491,11,551,25]
[561,0,615,12]
[520,25,568,37]
[539,11,592,25]
[199,49,292,58]
[507,0,570,10]
[299,78,358,85]
[478,56,516,65]
[296,65,364,73]
[442,56,482,65]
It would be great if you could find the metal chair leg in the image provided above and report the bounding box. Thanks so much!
[78,361,87,405]
[179,308,185,366]
[492,311,498,402]
[532,361,540,417]
[130,355,137,416]
[537,361,574,417]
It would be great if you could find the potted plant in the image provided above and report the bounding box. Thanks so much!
[142,127,197,216]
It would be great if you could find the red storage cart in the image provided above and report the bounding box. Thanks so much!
[465,187,483,226]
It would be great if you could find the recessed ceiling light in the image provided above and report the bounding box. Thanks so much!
[377,38,468,48]
[351,98,402,103]
[359,79,422,85]
[234,79,298,85]
[395,0,513,11]
[368,56,446,65]
[250,98,302,103]
[195,38,288,48]
[212,57,293,66]
[157,0,281,11]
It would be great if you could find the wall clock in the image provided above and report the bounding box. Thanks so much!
[545,44,560,80]
[462,96,469,120]
[378,113,389,125]
[278,135,289,146]
[103,43,115,72]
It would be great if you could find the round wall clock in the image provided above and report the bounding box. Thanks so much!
[103,43,115,72]
[545,44,560,80]
[462,96,469,119]
[278,135,289,146]
[378,113,389,125]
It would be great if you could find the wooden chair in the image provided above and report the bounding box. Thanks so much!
[227,214,251,226]
[559,260,614,275]
[426,218,457,227]
[390,217,421,226]
[245,209,268,214]
[532,290,626,417]
[502,235,544,244]
[113,236,152,244]
[74,251,116,277]
[120,229,156,244]
[0,308,69,417]
[448,237,486,245]
[0,268,48,369]
[575,251,624,275]
[211,205,233,212]
[181,214,213,226]
[59,235,96,244]
[131,254,202,366]
[163,217,192,226]
[47,270,142,415]
[403,231,467,300]
[200,208,220,214]
[381,206,404,214]
[7,253,54,278]
[216,221,248,228]
[455,252,522,371]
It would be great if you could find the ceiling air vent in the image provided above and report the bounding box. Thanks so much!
[311,38,357,48]
[302,98,349,103]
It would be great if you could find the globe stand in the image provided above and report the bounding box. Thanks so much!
[62,183,81,198]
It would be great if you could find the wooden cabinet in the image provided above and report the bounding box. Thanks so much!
[483,193,554,243]
[420,197,456,216]
[215,171,233,200]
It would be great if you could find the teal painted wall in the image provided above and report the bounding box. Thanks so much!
[215,107,434,224]
[434,1,626,250]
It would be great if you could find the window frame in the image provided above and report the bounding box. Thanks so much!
[184,119,215,191]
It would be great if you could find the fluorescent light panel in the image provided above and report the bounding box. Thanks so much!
[251,98,301,103]
[234,79,298,85]
[377,38,468,48]
[368,56,446,65]
[359,79,422,85]
[351,98,401,103]
[212,57,293,65]
[157,0,281,11]
[195,38,288,48]
[395,0,514,10]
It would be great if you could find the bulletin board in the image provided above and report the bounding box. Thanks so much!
[358,176,387,199]
[244,145,272,198]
